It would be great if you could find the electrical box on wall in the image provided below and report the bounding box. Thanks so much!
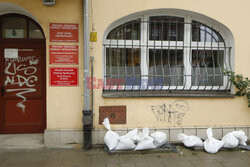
[90,32,97,42]
[99,106,126,124]
[43,0,55,6]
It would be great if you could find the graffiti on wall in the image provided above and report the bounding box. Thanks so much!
[4,56,39,112]
[151,100,189,125]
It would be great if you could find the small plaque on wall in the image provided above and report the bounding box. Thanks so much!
[50,67,79,86]
[50,23,78,42]
[50,45,78,65]
[99,106,126,124]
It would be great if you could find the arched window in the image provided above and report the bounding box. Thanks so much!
[0,15,44,39]
[103,10,233,95]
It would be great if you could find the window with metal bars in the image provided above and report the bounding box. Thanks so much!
[103,15,232,94]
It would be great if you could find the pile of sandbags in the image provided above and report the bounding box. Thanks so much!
[178,127,248,154]
[102,118,167,151]
[222,130,248,148]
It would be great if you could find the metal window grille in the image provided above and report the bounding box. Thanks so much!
[103,16,232,92]
[43,0,55,6]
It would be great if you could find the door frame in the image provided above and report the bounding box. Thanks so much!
[0,13,46,134]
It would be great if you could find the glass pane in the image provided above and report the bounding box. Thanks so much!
[192,50,224,86]
[106,48,141,87]
[192,20,223,42]
[29,21,44,39]
[149,16,184,41]
[107,19,140,40]
[149,49,184,86]
[2,16,27,38]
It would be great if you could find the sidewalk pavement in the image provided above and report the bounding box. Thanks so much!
[0,146,249,167]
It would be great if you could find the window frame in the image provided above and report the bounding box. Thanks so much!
[0,14,45,40]
[103,10,233,93]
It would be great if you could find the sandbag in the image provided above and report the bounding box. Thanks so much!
[204,128,225,154]
[134,136,156,150]
[151,131,167,148]
[177,133,203,147]
[115,129,137,150]
[221,133,239,148]
[131,127,149,143]
[102,118,119,150]
[116,135,136,150]
[231,130,248,146]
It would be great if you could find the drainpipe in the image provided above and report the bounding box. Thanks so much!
[82,0,92,150]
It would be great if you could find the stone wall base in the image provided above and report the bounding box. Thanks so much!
[44,126,250,146]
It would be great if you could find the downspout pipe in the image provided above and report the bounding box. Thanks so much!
[82,0,92,150]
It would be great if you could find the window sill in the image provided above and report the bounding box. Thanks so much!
[102,90,234,98]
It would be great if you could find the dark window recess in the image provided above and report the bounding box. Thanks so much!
[0,15,44,39]
[149,49,184,86]
[192,50,224,86]
[192,20,223,42]
[106,48,141,87]
[107,19,141,40]
[149,16,184,41]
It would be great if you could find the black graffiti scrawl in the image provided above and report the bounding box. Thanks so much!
[151,100,189,125]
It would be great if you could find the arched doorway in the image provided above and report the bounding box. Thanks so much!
[0,14,46,133]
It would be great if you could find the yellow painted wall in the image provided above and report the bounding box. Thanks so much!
[91,0,250,129]
[1,0,249,131]
[0,0,84,129]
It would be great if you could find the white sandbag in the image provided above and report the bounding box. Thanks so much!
[115,129,137,150]
[134,136,156,150]
[177,133,204,147]
[116,135,136,150]
[126,128,138,139]
[231,130,248,146]
[102,118,119,150]
[221,133,239,148]
[131,127,149,143]
[204,128,225,154]
[151,131,167,148]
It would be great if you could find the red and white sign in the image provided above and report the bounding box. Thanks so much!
[50,23,78,42]
[50,67,78,86]
[50,45,78,65]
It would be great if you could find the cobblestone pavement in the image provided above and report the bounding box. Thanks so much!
[0,147,249,167]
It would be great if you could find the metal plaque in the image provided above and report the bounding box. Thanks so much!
[99,106,126,124]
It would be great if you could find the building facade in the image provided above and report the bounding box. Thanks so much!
[0,0,249,146]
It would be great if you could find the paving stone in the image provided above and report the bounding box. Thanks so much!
[196,151,224,160]
[162,160,194,167]
[61,150,91,167]
[169,151,199,160]
[219,158,250,167]
[107,163,135,167]
[118,155,136,164]
[0,147,249,167]
[0,157,7,167]
[219,151,250,161]
[190,159,222,167]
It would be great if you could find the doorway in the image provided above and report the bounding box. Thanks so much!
[0,14,46,133]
